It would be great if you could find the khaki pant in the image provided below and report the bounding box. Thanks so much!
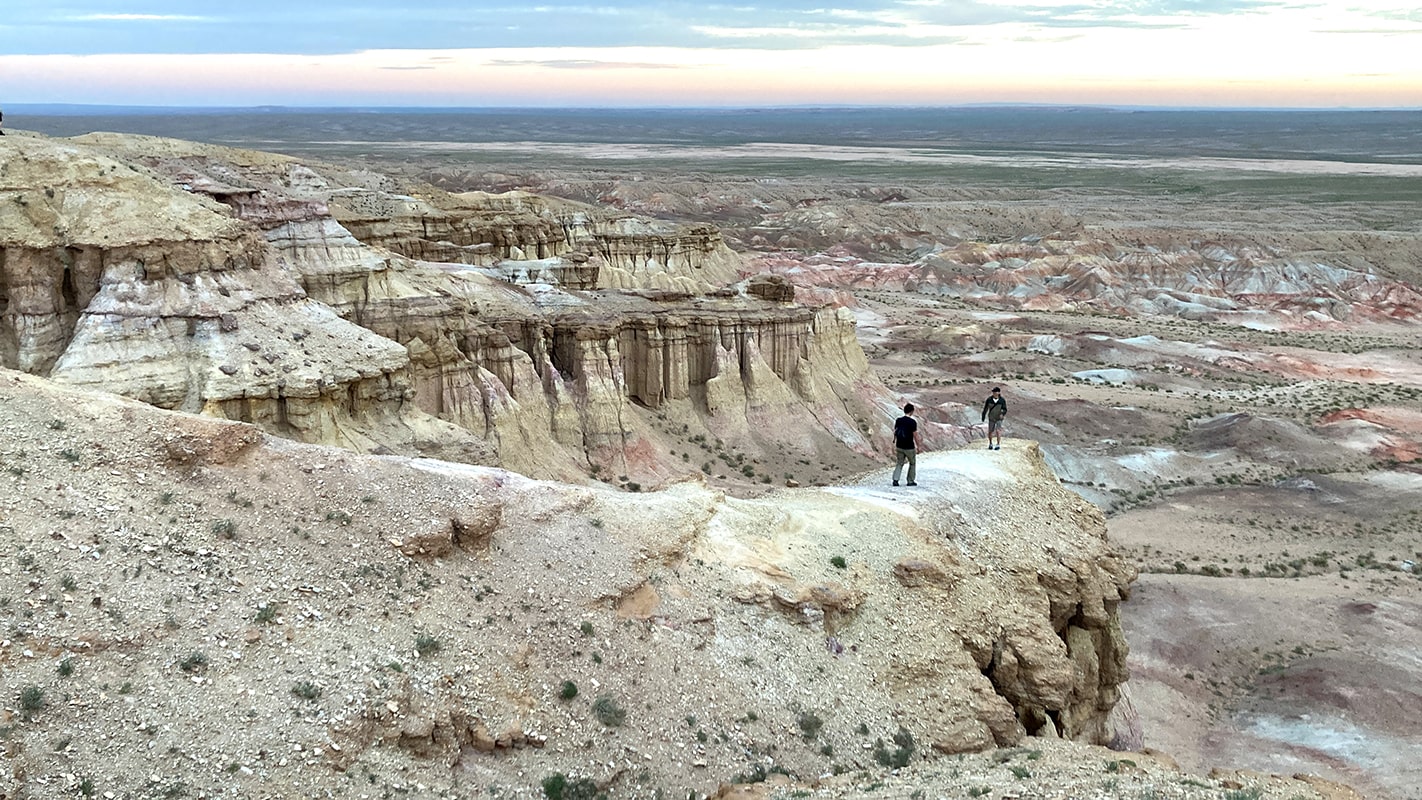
[893,447,916,484]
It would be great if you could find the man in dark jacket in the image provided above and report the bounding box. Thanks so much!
[981,387,1007,450]
[892,403,922,486]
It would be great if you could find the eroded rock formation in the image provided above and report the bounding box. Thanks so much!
[0,373,1138,796]
[0,133,889,482]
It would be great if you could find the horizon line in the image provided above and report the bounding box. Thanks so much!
[8,102,1422,115]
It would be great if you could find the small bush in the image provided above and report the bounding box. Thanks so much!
[542,773,605,800]
[19,684,45,717]
[580,621,594,637]
[560,681,578,700]
[179,651,208,673]
[873,727,915,769]
[591,694,626,727]
[57,657,74,678]
[211,519,238,539]
[830,556,847,570]
[414,633,442,657]
[797,711,824,740]
[291,681,322,701]
[254,603,277,624]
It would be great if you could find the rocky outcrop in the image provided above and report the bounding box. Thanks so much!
[1,133,890,483]
[750,235,1422,330]
[332,187,742,292]
[458,168,1422,331]
[0,374,1137,796]
[0,134,489,462]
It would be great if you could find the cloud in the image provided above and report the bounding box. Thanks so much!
[487,59,691,70]
[0,0,1406,56]
[69,13,212,22]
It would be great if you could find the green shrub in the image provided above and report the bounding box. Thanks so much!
[797,711,824,740]
[415,633,442,657]
[591,694,626,727]
[873,727,915,769]
[19,684,45,718]
[291,681,322,701]
[542,773,606,800]
[179,652,208,673]
[560,681,578,700]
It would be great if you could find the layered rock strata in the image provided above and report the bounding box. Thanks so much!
[0,135,487,461]
[331,187,742,292]
[750,236,1422,330]
[1,134,888,481]
[0,374,1138,796]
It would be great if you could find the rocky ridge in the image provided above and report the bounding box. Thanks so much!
[441,169,1422,331]
[0,367,1349,799]
[0,134,890,485]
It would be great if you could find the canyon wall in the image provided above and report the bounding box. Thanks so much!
[0,133,888,482]
[0,372,1140,796]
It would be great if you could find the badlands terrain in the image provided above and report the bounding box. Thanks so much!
[4,107,1422,798]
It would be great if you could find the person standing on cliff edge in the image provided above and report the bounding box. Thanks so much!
[892,403,922,487]
[0,107,6,135]
[981,386,1007,450]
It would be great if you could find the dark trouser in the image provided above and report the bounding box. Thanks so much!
[893,447,916,483]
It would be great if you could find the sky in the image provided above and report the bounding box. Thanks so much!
[1,1,1419,108]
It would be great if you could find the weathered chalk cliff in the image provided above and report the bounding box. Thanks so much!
[0,373,1144,797]
[0,133,887,482]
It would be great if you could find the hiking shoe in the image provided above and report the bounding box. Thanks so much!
[907,481,917,486]
[892,481,899,487]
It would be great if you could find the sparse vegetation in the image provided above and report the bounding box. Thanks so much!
[414,633,442,657]
[591,694,626,727]
[541,773,605,800]
[797,710,824,740]
[291,681,322,701]
[873,727,916,769]
[178,652,208,673]
[19,684,46,718]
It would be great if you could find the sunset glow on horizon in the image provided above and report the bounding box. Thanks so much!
[1,1,1419,109]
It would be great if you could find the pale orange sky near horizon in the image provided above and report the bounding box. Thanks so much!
[2,3,1420,108]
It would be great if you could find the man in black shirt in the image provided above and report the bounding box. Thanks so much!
[981,386,1007,450]
[892,403,922,487]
